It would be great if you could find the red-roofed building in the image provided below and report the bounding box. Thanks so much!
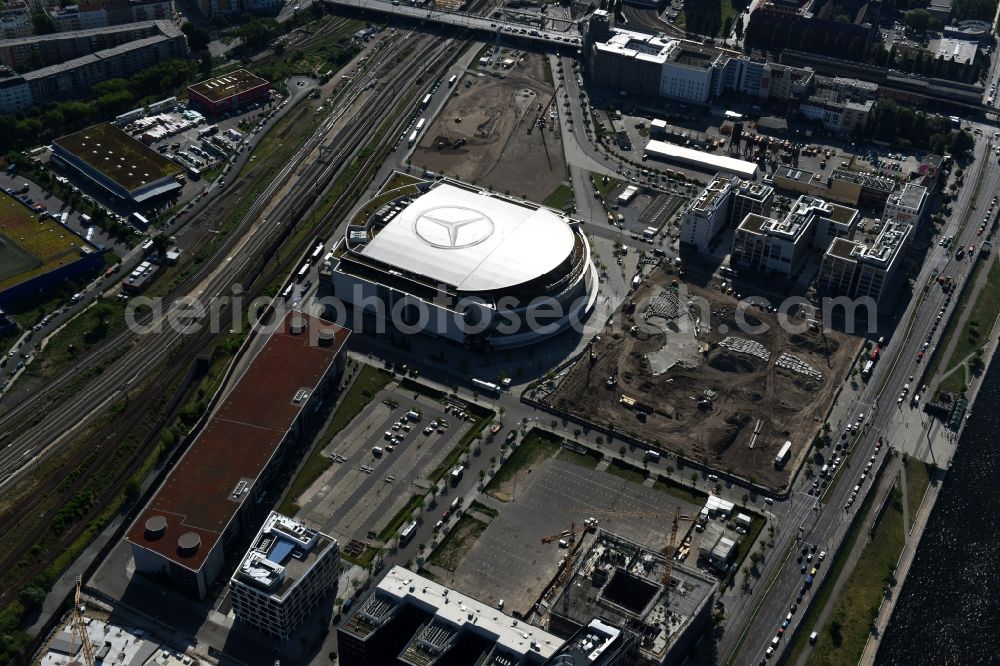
[125,311,350,598]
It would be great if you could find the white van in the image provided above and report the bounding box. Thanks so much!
[372,446,383,457]
[646,450,660,462]
[820,464,829,477]
[809,631,818,644]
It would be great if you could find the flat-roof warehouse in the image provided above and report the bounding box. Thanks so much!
[644,139,758,179]
[187,68,270,115]
[125,312,350,598]
[52,123,182,205]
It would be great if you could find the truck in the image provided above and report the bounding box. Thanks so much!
[861,359,874,379]
[450,465,464,484]
[472,378,501,395]
[774,440,792,468]
[415,117,426,133]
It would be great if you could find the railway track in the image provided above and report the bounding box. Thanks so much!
[0,28,465,606]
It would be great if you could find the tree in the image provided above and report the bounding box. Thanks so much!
[31,12,55,34]
[904,8,932,31]
[152,233,171,257]
[735,15,744,40]
[182,21,212,52]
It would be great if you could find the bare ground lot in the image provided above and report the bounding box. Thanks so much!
[438,454,701,618]
[412,52,565,202]
[542,270,862,490]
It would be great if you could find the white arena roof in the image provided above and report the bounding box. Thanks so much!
[360,183,576,293]
[645,139,758,179]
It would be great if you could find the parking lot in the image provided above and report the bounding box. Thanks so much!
[295,383,475,546]
[440,454,701,617]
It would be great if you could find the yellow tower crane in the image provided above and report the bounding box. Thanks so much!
[73,577,95,666]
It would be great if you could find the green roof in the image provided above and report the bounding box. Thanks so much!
[0,191,95,292]
[54,123,181,193]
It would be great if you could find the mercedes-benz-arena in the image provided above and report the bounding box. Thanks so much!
[329,178,599,350]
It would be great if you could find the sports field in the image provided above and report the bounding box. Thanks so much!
[0,191,90,292]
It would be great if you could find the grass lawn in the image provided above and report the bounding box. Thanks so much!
[929,255,1000,397]
[485,429,562,501]
[903,456,931,522]
[680,0,747,37]
[377,494,424,542]
[543,183,574,210]
[654,474,710,506]
[23,300,127,381]
[469,500,498,518]
[783,476,883,664]
[605,458,648,484]
[277,364,392,515]
[590,171,619,200]
[807,490,905,665]
[557,446,603,469]
[429,515,488,571]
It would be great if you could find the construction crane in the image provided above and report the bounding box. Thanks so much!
[73,577,95,666]
[539,517,598,544]
[661,507,681,586]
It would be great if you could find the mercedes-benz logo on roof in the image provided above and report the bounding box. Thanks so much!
[413,206,495,249]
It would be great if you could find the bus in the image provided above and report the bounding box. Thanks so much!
[297,262,310,281]
[281,284,294,300]
[472,378,501,395]
[415,117,426,133]
[448,74,458,87]
[400,520,418,545]
[408,130,418,147]
[774,440,792,468]
[311,242,324,261]
[421,93,432,109]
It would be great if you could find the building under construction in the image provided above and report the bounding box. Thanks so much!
[546,531,716,665]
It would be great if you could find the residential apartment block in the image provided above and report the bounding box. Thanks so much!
[731,195,859,276]
[230,512,340,640]
[817,220,912,301]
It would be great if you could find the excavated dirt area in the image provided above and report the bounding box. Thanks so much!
[543,267,862,490]
[412,51,564,202]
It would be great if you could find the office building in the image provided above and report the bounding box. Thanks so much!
[338,566,563,665]
[883,183,928,226]
[126,312,350,598]
[679,175,737,250]
[0,67,30,113]
[230,512,341,640]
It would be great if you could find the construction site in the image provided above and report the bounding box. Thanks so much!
[541,269,862,490]
[411,51,565,202]
[547,531,717,665]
